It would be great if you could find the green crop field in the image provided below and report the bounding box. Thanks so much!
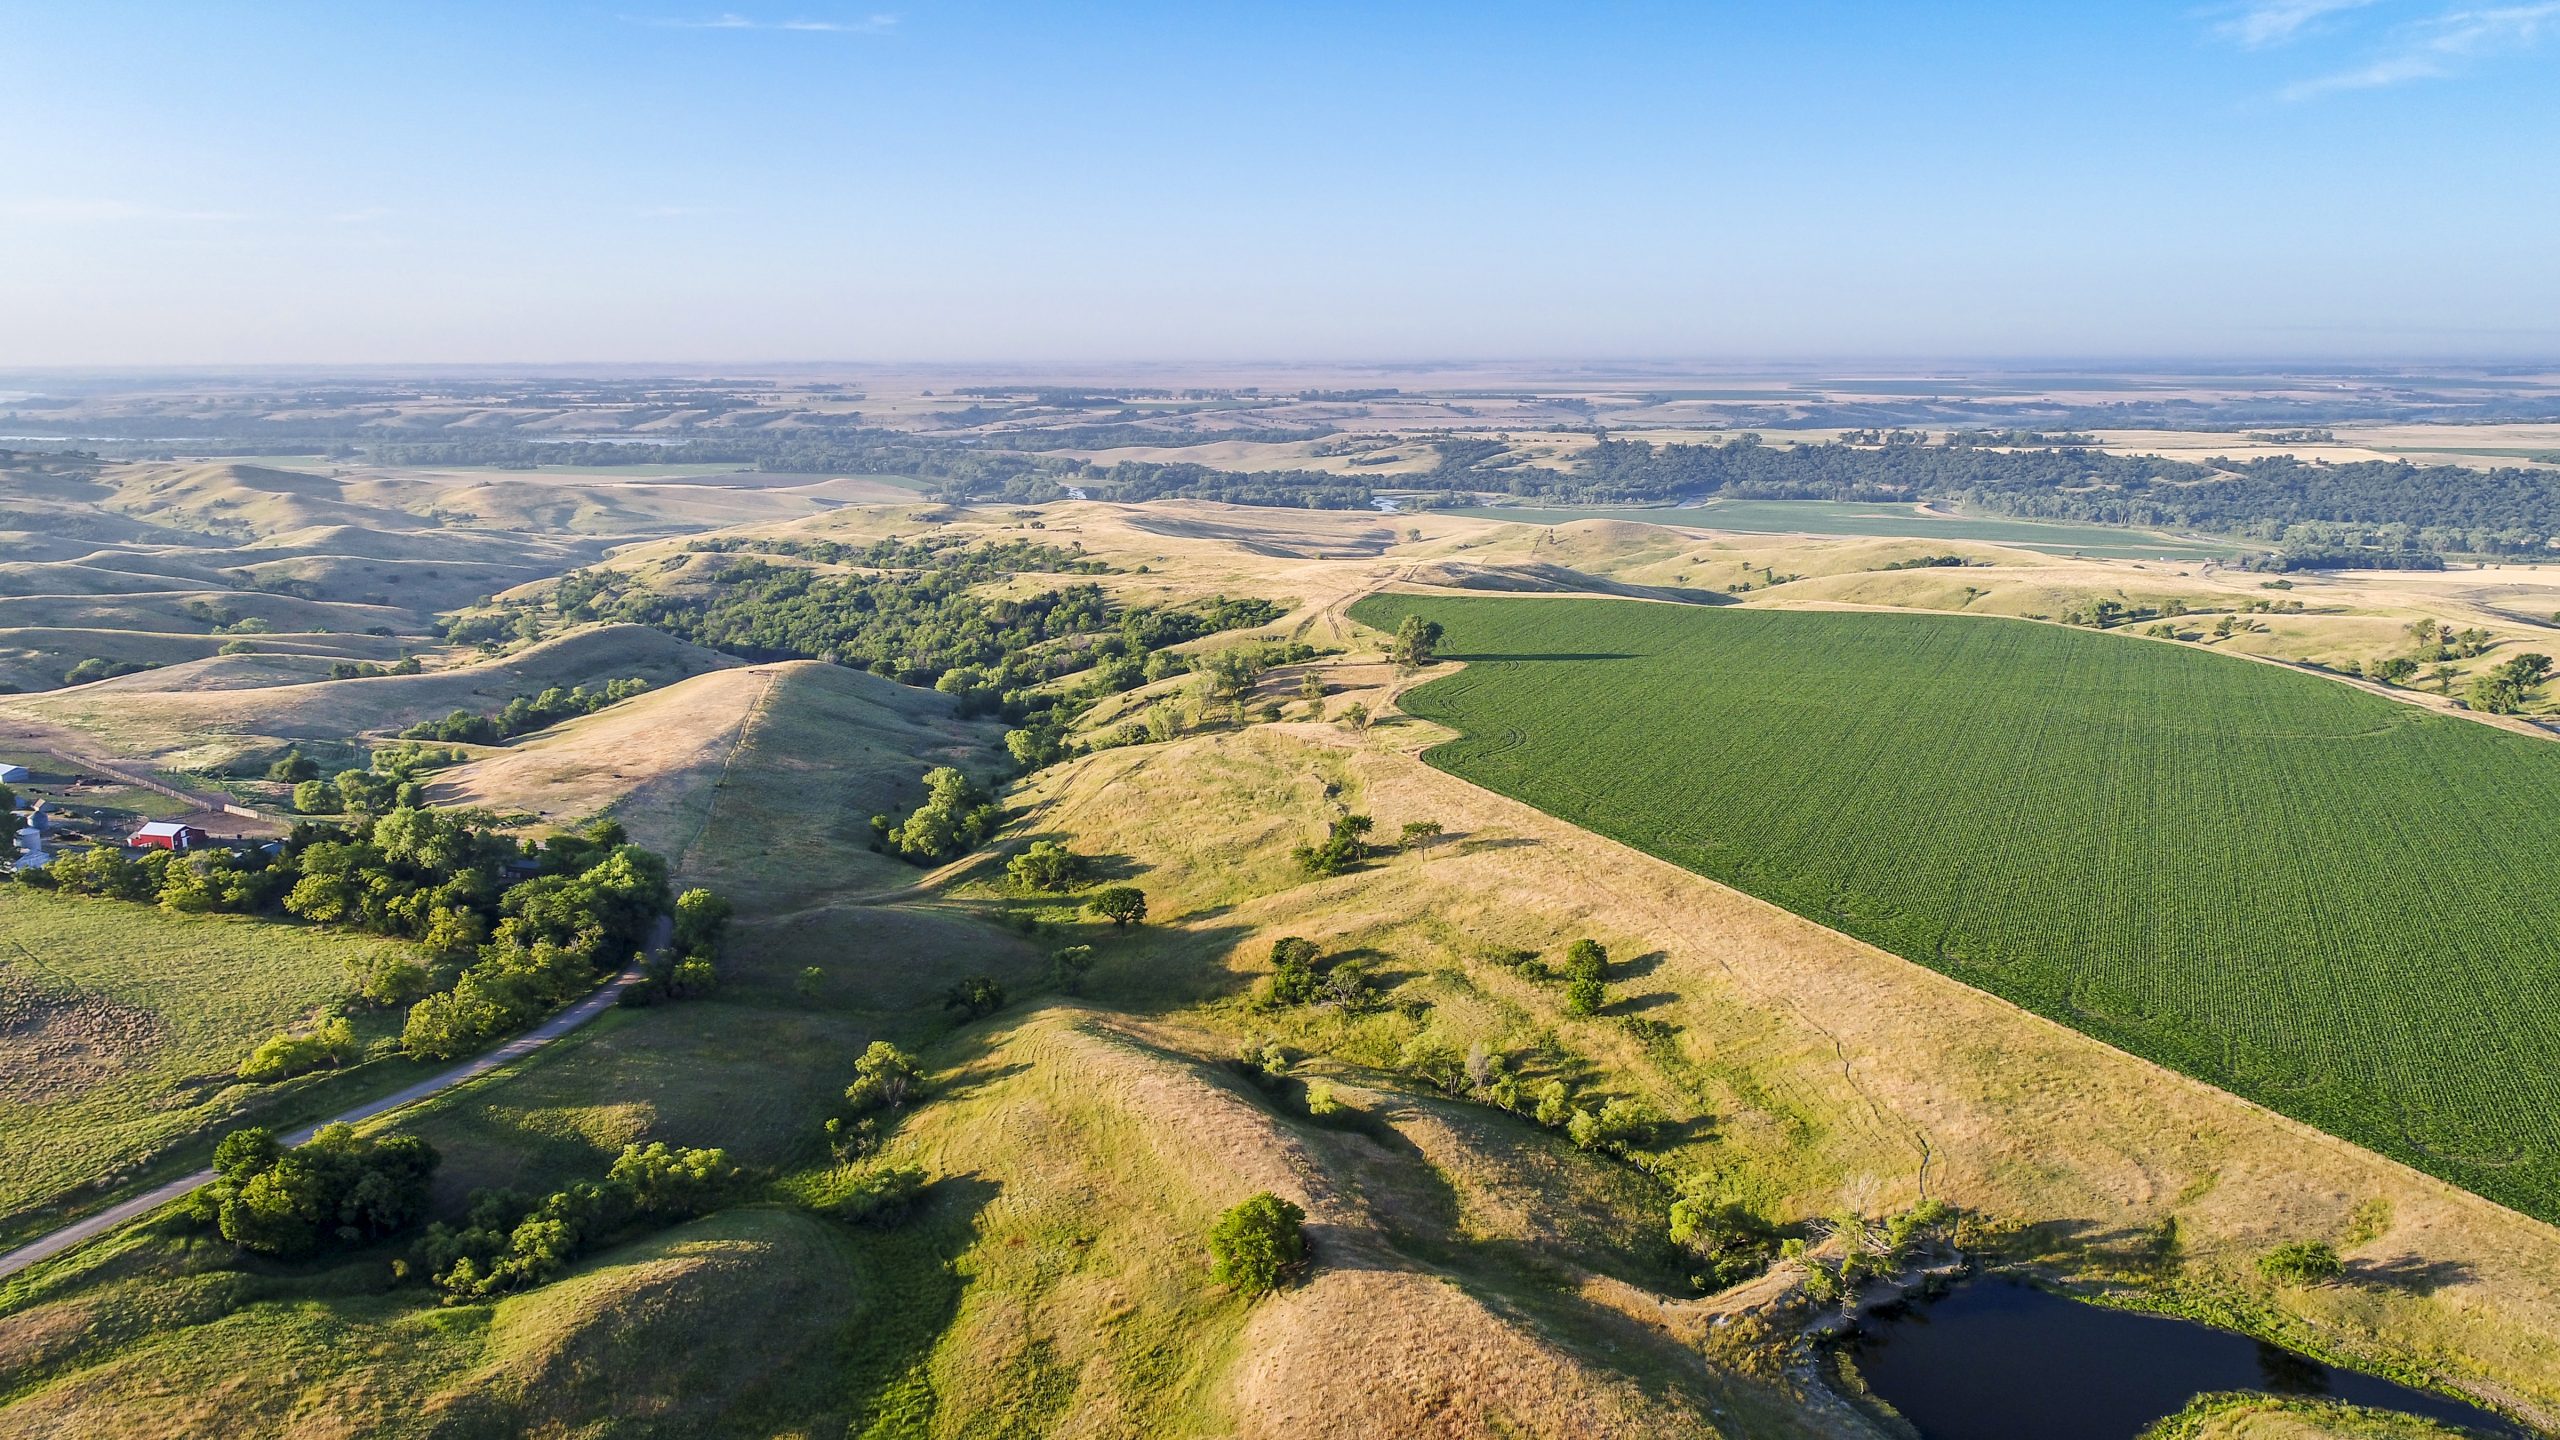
[1351,594,2560,1220]
[1440,498,2238,559]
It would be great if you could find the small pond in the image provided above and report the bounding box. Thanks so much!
[1848,1279,2529,1439]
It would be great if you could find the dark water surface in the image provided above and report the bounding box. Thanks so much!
[1849,1280,2528,1439]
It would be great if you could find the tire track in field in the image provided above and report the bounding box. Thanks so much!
[673,665,785,881]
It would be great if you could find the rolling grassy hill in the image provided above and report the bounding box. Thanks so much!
[0,453,856,697]
[1353,593,2560,1224]
[1,624,735,772]
[429,659,1004,913]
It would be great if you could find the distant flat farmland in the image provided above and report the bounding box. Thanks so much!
[1351,594,2560,1220]
[1438,499,2234,560]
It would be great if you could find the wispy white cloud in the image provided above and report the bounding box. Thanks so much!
[0,197,244,223]
[2284,0,2560,95]
[2215,0,2382,48]
[623,11,895,32]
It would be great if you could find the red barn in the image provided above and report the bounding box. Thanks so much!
[128,822,210,852]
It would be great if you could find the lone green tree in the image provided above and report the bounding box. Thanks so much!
[1208,1191,1309,1298]
[1392,615,1445,670]
[1086,885,1148,928]
[844,1040,923,1113]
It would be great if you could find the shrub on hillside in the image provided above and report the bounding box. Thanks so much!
[1208,1192,1308,1299]
[1005,840,1089,891]
[2258,1240,2345,1286]
[824,1164,929,1226]
[238,1016,360,1082]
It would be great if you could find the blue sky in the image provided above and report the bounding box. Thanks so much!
[1,1,2555,366]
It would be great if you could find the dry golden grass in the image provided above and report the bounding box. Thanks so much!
[880,1008,1769,1439]
[1009,712,2560,1424]
[0,623,734,770]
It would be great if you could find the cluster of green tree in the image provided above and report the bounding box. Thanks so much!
[415,1143,740,1300]
[1294,814,1379,877]
[1252,958,1756,1295]
[328,657,426,679]
[812,1163,931,1226]
[1495,1065,1661,1156]
[295,767,408,815]
[237,1015,359,1082]
[1389,615,1444,669]
[33,844,295,914]
[2241,546,2448,573]
[951,386,1136,403]
[2405,618,2498,662]
[185,1124,437,1258]
[871,766,1002,863]
[397,677,650,745]
[944,974,1007,1020]
[181,599,270,633]
[1879,554,1977,570]
[1081,459,1376,509]
[1941,429,2098,446]
[399,837,673,1059]
[437,610,529,648]
[999,423,1338,453]
[1559,938,1611,1017]
[1084,886,1147,927]
[1783,1198,1955,1310]
[2465,653,2552,714]
[288,743,458,814]
[365,439,770,468]
[554,545,1281,735]
[1077,634,1330,751]
[62,657,159,685]
[683,533,1112,574]
[1668,1185,1780,1290]
[624,886,731,1005]
[1256,936,1378,1010]
[24,805,681,1057]
[561,558,1112,687]
[1054,430,2560,552]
